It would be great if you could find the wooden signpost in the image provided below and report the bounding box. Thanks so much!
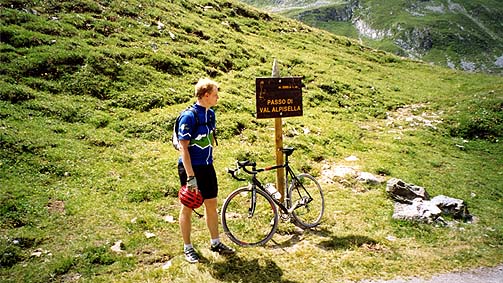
[255,59,303,201]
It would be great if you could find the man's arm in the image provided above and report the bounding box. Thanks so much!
[179,139,194,177]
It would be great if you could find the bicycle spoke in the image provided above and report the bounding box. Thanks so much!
[288,174,324,228]
[221,187,278,246]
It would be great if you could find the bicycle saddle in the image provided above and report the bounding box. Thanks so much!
[282,147,295,156]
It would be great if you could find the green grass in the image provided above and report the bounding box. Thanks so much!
[1,0,503,282]
[254,0,503,73]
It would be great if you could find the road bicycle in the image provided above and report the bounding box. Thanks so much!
[222,147,324,246]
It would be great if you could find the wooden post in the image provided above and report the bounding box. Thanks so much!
[271,59,285,202]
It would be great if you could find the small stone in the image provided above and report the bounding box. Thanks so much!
[163,215,176,223]
[111,240,124,253]
[345,155,359,161]
[356,172,382,184]
[162,260,172,270]
[386,235,397,241]
[31,250,43,257]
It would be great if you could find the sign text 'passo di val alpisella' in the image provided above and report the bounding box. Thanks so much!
[255,77,303,119]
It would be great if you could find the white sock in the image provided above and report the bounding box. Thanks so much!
[184,244,193,250]
[210,238,220,246]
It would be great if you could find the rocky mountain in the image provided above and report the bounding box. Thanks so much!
[241,0,503,73]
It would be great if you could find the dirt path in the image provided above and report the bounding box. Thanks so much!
[361,264,503,283]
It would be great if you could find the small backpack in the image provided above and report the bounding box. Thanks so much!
[172,106,217,150]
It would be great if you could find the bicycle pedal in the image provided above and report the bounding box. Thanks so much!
[287,202,300,214]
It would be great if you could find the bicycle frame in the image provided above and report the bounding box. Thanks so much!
[224,147,324,246]
[241,158,314,217]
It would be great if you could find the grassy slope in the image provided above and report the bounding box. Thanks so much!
[258,0,503,73]
[1,0,503,282]
[358,0,503,70]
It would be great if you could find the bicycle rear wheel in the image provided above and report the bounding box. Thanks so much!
[221,186,279,246]
[287,173,324,228]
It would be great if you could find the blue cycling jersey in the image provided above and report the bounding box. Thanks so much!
[177,104,216,166]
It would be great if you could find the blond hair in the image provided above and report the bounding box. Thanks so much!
[195,78,219,99]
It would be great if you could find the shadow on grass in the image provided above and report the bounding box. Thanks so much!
[269,227,378,251]
[317,233,378,251]
[207,254,299,283]
[267,225,332,249]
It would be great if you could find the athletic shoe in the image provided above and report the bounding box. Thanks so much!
[184,247,200,263]
[210,242,235,255]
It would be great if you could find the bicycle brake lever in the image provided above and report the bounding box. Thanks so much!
[235,168,246,181]
[227,166,246,181]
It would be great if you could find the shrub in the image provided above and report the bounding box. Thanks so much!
[0,82,35,103]
[111,90,169,111]
[0,26,52,48]
[0,239,23,268]
[62,71,112,99]
[22,17,78,37]
[51,256,76,276]
[127,187,163,203]
[85,52,121,79]
[23,77,62,93]
[14,49,86,79]
[81,245,117,266]
[217,118,250,139]
[61,0,103,14]
[88,111,112,128]
[0,192,31,228]
[0,7,36,25]
[112,118,164,141]
[147,54,188,75]
[446,97,503,140]
[24,94,91,123]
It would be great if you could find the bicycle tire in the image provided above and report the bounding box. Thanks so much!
[287,173,324,228]
[221,186,279,247]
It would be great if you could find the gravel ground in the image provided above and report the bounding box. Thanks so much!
[361,264,503,283]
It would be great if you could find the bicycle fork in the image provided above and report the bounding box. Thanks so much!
[248,185,257,218]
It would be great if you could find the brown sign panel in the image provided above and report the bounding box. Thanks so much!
[255,77,303,119]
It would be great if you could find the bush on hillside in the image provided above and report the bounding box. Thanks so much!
[0,240,23,267]
[0,82,35,103]
[446,96,503,140]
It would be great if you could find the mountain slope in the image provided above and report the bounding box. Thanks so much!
[1,0,503,282]
[242,0,503,73]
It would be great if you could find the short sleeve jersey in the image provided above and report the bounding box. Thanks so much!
[177,104,216,166]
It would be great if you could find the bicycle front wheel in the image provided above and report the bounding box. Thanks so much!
[288,173,324,228]
[221,186,279,247]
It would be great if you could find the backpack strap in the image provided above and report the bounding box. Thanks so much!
[178,106,199,140]
[187,106,199,126]
[180,105,217,146]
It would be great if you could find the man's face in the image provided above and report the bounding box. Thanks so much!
[206,87,219,106]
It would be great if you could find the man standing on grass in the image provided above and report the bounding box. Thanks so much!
[177,78,235,263]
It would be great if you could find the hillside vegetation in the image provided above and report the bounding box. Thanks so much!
[1,0,503,282]
[242,0,503,73]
